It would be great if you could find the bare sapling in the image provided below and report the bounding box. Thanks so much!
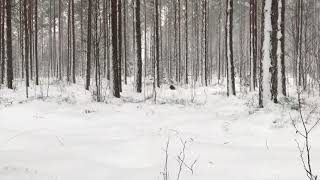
[292,90,319,180]
[161,137,198,180]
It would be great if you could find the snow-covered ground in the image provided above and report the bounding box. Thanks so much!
[0,80,319,180]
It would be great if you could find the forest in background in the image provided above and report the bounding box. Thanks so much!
[0,0,318,107]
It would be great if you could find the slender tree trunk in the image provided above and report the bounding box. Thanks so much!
[29,0,33,80]
[155,0,160,87]
[144,0,147,86]
[80,0,83,77]
[225,0,236,96]
[0,0,5,84]
[102,0,106,78]
[185,0,188,84]
[72,0,76,83]
[118,0,122,92]
[106,0,111,80]
[0,0,1,84]
[204,0,208,86]
[58,0,63,80]
[95,0,101,101]
[24,0,29,96]
[86,0,92,90]
[35,0,39,85]
[280,0,286,96]
[67,0,71,82]
[111,0,120,97]
[217,0,222,84]
[124,0,128,84]
[135,0,142,93]
[249,0,258,91]
[178,0,181,84]
[174,0,178,82]
[0,0,3,84]
[6,0,13,89]
[270,0,279,103]
[277,0,286,96]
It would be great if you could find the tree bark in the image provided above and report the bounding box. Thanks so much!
[111,0,120,97]
[72,0,76,83]
[259,0,278,107]
[86,0,92,90]
[35,0,39,85]
[277,0,286,96]
[185,0,188,84]
[0,0,5,85]
[6,0,13,89]
[155,0,160,87]
[225,0,236,96]
[135,0,142,93]
[118,0,122,92]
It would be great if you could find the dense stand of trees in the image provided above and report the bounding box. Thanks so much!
[1,0,320,107]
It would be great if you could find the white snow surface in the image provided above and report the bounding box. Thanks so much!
[0,81,319,180]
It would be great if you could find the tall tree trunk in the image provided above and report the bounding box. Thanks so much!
[24,0,29,97]
[178,0,181,84]
[225,0,236,96]
[86,0,92,90]
[217,0,222,84]
[280,0,286,96]
[102,0,107,78]
[185,0,188,84]
[0,0,5,85]
[124,0,128,84]
[144,0,147,86]
[72,0,76,83]
[95,0,101,101]
[118,0,122,92]
[259,0,278,107]
[174,0,178,82]
[29,0,33,80]
[277,0,286,96]
[67,0,71,82]
[204,0,208,86]
[35,0,39,85]
[249,0,258,91]
[135,0,142,93]
[6,0,13,89]
[155,0,160,87]
[270,0,278,103]
[58,0,63,80]
[111,0,120,97]
[80,0,83,77]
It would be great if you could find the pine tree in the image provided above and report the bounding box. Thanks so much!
[277,0,286,96]
[72,0,76,83]
[225,0,236,96]
[259,0,279,107]
[155,0,160,87]
[185,0,188,84]
[86,0,92,90]
[35,0,39,85]
[249,0,258,91]
[135,0,142,93]
[111,0,120,98]
[0,0,4,85]
[6,0,13,89]
[24,0,29,97]
[118,0,122,92]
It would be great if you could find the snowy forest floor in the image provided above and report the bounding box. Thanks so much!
[0,79,320,180]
